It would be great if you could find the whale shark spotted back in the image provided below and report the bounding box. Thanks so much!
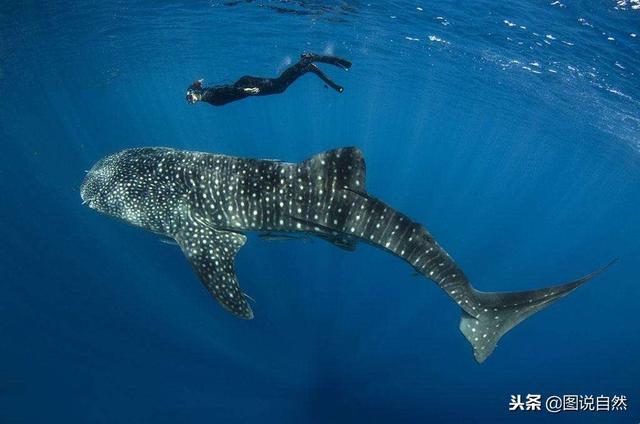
[80,147,615,363]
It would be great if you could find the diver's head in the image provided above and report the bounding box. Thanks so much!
[186,79,204,104]
[186,89,201,104]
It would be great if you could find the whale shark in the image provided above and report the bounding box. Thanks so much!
[80,147,613,363]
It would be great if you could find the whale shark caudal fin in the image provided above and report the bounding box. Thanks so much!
[461,260,617,363]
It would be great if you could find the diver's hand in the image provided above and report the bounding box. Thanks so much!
[243,87,260,94]
[189,79,204,90]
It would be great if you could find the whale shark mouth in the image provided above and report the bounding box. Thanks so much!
[79,173,94,205]
[79,185,93,207]
[80,150,126,209]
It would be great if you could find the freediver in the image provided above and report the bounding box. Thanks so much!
[185,53,351,106]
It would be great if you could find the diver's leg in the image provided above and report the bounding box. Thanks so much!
[301,52,351,70]
[235,59,345,96]
[267,53,349,93]
[269,62,344,93]
[273,62,344,93]
[305,63,344,93]
[267,61,313,93]
[238,61,312,95]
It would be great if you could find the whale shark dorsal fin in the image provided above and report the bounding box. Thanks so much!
[299,147,366,191]
[174,219,253,319]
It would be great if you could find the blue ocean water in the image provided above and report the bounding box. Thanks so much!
[1,1,638,423]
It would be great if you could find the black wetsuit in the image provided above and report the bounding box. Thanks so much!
[191,53,351,106]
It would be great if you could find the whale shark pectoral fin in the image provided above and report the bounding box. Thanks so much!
[174,223,253,319]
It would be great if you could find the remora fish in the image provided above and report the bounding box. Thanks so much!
[80,147,613,362]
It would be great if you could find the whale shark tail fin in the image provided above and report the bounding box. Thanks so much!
[460,260,617,363]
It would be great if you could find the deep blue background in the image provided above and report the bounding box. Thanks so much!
[1,1,638,423]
